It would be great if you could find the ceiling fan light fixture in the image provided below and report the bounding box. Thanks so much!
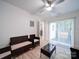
[51,3,55,7]
[46,7,52,11]
[45,2,55,11]
[45,3,50,7]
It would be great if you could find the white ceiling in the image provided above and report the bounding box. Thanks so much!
[2,0,79,17]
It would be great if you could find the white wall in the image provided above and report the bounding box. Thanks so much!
[74,17,79,49]
[0,0,40,48]
[44,10,79,49]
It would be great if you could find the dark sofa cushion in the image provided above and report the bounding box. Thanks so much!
[70,48,79,59]
[0,46,11,59]
[10,35,28,45]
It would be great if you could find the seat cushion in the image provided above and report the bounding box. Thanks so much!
[34,39,39,42]
[11,41,32,50]
[0,51,11,59]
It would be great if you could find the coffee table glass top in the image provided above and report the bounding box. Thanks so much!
[41,43,56,53]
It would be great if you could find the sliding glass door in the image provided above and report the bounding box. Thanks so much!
[49,19,74,46]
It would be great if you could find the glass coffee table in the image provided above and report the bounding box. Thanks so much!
[40,43,56,59]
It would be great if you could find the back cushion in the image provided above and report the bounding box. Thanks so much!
[30,34,35,39]
[10,35,28,45]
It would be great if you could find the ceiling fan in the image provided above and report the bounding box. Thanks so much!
[35,0,64,14]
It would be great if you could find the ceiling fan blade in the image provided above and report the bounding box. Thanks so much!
[50,0,64,8]
[34,5,46,14]
[49,7,61,16]
[55,0,64,5]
